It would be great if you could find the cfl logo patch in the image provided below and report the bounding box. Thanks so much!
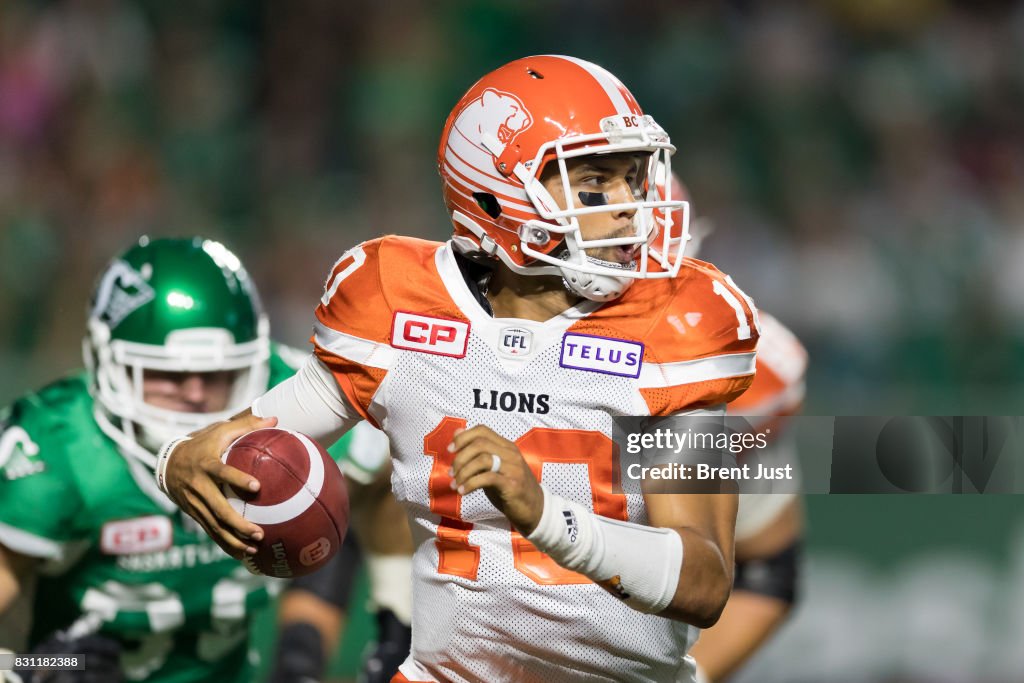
[562,509,578,543]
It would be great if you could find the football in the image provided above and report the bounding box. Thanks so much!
[221,428,349,578]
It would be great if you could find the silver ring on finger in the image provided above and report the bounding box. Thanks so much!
[490,453,501,473]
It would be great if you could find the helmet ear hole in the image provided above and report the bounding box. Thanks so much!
[472,192,502,219]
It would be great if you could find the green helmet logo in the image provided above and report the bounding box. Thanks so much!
[86,237,270,469]
[93,261,156,329]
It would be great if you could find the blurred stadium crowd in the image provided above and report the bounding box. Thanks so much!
[2,0,1024,410]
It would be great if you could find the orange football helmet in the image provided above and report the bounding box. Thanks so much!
[438,55,688,301]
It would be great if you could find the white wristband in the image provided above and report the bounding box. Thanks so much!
[526,487,684,614]
[155,436,191,495]
[527,487,606,578]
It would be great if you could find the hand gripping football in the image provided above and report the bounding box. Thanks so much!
[221,428,349,577]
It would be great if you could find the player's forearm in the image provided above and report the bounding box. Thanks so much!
[660,527,733,628]
[526,488,684,617]
[525,487,736,627]
[689,592,794,681]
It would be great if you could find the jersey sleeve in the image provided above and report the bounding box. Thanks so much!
[728,312,808,419]
[311,238,397,426]
[638,261,761,415]
[0,405,86,560]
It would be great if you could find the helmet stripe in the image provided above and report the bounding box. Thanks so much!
[444,172,536,223]
[442,155,533,213]
[550,55,642,117]
[444,136,532,206]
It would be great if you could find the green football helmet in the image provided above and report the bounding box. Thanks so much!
[85,236,270,468]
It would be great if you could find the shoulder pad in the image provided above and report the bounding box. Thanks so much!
[0,376,92,475]
[310,236,454,423]
[595,260,760,414]
[729,312,807,417]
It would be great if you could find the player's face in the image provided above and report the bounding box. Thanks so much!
[142,370,235,413]
[540,152,648,266]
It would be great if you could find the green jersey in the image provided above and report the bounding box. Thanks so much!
[0,347,354,682]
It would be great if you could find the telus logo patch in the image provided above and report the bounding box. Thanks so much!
[559,333,644,378]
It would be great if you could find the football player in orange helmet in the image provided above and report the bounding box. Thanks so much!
[438,56,691,303]
[158,56,761,683]
[653,166,806,682]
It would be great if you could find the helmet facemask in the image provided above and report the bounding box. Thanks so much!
[87,320,270,466]
[648,160,709,266]
[478,115,690,302]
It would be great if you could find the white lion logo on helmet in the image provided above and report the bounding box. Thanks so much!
[454,88,533,156]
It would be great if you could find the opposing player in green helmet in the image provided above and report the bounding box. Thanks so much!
[0,237,382,683]
[85,236,272,473]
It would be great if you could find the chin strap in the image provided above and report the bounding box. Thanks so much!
[451,210,499,256]
[92,404,159,471]
[558,254,635,302]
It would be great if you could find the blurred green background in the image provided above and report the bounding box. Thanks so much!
[735,495,1024,683]
[3,1,1024,681]
[4,0,1024,414]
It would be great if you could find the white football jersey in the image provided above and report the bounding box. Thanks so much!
[313,236,759,683]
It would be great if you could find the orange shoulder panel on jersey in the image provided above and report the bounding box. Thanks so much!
[729,311,808,417]
[312,235,464,423]
[573,258,760,415]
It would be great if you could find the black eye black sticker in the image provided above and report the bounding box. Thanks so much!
[578,192,608,207]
